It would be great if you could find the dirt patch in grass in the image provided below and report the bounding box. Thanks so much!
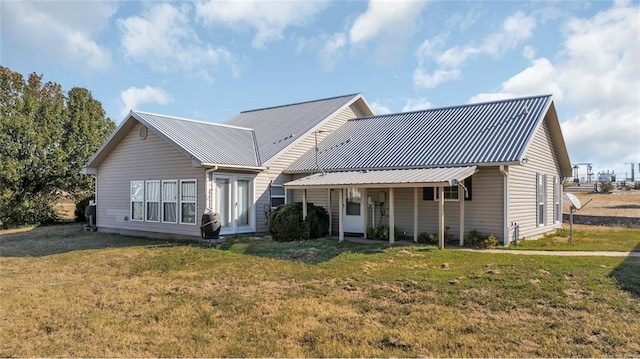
[564,191,640,218]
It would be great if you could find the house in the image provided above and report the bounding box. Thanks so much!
[82,94,373,239]
[82,93,571,246]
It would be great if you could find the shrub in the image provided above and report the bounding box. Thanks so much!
[465,230,483,247]
[74,195,95,222]
[599,181,614,193]
[417,232,438,245]
[366,224,398,241]
[481,234,499,249]
[268,202,329,242]
[634,182,640,190]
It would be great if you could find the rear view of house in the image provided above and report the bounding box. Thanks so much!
[83,93,570,246]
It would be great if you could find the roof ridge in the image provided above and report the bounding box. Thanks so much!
[350,94,552,121]
[239,93,360,114]
[132,110,254,131]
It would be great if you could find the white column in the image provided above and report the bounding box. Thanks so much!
[327,189,332,236]
[413,187,419,243]
[338,188,344,242]
[389,187,395,244]
[439,186,445,249]
[459,183,465,246]
[362,188,368,239]
[302,189,307,219]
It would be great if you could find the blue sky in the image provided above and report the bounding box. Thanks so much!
[1,0,639,178]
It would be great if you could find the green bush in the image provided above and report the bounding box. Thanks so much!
[74,195,95,222]
[366,224,398,241]
[599,181,614,193]
[268,202,329,242]
[482,234,499,249]
[417,232,438,245]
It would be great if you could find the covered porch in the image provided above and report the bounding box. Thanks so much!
[284,166,476,249]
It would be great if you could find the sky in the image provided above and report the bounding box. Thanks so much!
[1,0,639,179]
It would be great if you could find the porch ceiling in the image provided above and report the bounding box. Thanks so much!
[284,166,477,189]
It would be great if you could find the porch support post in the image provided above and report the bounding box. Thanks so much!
[327,189,332,236]
[459,183,465,246]
[362,188,368,239]
[389,187,395,244]
[439,186,445,249]
[413,187,419,243]
[302,189,308,219]
[338,188,344,242]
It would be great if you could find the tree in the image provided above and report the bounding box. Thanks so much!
[0,66,115,228]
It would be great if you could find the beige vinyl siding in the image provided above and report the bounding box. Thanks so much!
[96,123,205,238]
[254,102,366,234]
[509,112,563,241]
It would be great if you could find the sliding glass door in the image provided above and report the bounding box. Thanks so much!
[207,173,254,234]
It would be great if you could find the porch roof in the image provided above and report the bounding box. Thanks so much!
[284,166,477,189]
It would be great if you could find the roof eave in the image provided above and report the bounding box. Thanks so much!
[284,161,522,174]
[199,162,267,172]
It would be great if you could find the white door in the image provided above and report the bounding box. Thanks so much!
[343,187,364,233]
[208,173,254,234]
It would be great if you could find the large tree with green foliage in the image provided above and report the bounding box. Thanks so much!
[0,66,115,228]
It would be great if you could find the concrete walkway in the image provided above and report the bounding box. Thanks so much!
[459,248,640,257]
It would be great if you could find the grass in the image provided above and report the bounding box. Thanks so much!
[1,224,639,357]
[510,224,640,252]
[563,190,640,218]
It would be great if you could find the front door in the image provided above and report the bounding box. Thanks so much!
[343,187,364,233]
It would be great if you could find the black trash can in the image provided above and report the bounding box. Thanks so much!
[84,204,97,232]
[200,212,221,240]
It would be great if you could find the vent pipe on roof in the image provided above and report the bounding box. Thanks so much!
[314,130,331,176]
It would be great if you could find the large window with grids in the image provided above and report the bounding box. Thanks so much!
[537,173,547,226]
[180,180,197,224]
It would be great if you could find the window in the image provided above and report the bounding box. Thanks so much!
[162,180,177,223]
[346,187,361,216]
[180,180,197,224]
[270,184,285,208]
[537,173,547,226]
[130,181,144,221]
[554,176,561,223]
[423,177,473,201]
[145,181,160,222]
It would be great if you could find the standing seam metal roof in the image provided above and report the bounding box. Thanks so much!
[224,94,361,164]
[286,95,553,172]
[133,111,261,167]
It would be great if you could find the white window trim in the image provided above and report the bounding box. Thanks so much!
[145,180,160,223]
[554,176,562,224]
[180,179,197,225]
[162,180,178,224]
[130,180,144,222]
[537,173,547,227]
[270,184,286,209]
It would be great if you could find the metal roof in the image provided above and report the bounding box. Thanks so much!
[225,93,363,164]
[287,94,556,173]
[84,111,262,170]
[284,166,477,189]
[133,111,261,168]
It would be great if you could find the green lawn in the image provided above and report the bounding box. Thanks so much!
[509,224,640,252]
[1,224,639,357]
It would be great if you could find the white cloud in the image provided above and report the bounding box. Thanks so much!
[369,101,392,115]
[195,0,328,49]
[469,2,639,168]
[319,33,347,72]
[469,58,563,103]
[413,68,461,89]
[119,3,236,78]
[349,0,426,44]
[414,11,536,89]
[522,45,536,60]
[402,98,433,112]
[1,1,115,71]
[120,86,172,118]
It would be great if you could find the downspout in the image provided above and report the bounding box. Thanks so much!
[499,165,509,247]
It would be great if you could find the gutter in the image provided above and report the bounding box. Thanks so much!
[500,165,509,247]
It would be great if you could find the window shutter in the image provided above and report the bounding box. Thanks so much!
[464,176,473,201]
[423,187,434,200]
